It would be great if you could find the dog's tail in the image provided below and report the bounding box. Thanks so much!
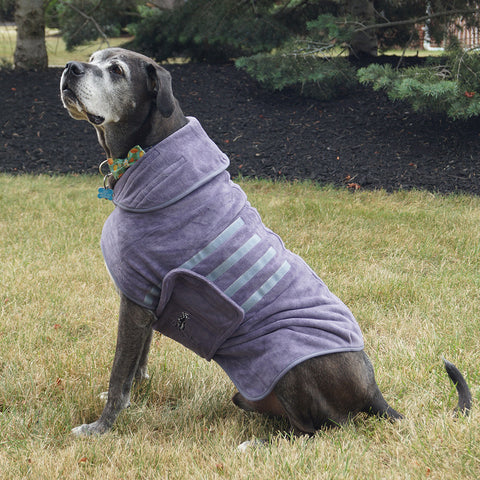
[369,358,471,420]
[442,358,472,415]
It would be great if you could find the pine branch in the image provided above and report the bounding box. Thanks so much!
[350,8,480,33]
[62,0,110,46]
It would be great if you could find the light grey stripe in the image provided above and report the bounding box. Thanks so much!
[143,294,155,307]
[241,260,291,312]
[224,247,276,298]
[144,285,161,307]
[207,234,261,282]
[180,217,245,270]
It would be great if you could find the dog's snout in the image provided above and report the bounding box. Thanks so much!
[65,61,85,76]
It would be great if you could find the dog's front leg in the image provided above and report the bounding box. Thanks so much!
[135,326,153,383]
[72,295,154,436]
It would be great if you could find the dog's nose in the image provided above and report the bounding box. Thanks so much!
[65,61,85,76]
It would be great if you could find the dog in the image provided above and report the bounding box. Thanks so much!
[60,48,471,436]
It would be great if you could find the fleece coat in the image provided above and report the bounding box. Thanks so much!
[101,117,364,401]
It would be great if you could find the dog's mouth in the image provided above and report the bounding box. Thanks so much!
[60,84,77,103]
[86,112,105,125]
[61,83,105,125]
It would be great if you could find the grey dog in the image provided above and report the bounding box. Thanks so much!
[60,48,471,437]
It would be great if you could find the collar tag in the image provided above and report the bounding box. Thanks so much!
[98,187,114,201]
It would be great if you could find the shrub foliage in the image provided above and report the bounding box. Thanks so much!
[358,46,480,119]
[234,13,359,100]
[47,0,139,51]
[45,0,480,118]
[235,47,357,100]
[129,0,291,63]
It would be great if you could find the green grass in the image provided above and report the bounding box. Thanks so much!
[0,26,130,67]
[380,48,446,57]
[1,174,479,479]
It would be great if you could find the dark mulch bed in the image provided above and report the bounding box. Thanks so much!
[2,60,480,194]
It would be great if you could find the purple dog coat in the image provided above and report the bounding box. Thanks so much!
[101,117,364,400]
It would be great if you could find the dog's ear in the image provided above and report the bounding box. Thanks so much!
[146,63,176,118]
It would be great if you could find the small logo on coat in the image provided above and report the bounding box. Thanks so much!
[176,312,190,331]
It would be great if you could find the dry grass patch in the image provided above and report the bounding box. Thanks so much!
[0,175,479,479]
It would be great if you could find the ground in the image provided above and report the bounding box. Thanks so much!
[1,60,480,194]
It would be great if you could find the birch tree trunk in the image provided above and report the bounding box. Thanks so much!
[14,0,48,70]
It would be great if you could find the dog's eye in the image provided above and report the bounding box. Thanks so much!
[109,64,124,76]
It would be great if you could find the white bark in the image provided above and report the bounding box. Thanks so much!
[14,0,48,71]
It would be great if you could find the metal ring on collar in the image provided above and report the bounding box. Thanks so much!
[99,159,110,176]
[99,160,112,189]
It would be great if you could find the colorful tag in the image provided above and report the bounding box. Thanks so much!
[98,187,114,201]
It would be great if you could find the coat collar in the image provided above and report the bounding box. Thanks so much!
[111,117,230,213]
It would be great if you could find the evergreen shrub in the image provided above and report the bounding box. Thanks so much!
[129,2,289,63]
[235,51,357,100]
[235,13,358,100]
[358,46,480,119]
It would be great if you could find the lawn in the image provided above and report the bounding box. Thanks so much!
[0,175,479,479]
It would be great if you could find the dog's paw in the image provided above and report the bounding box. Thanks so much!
[71,421,109,437]
[237,439,267,452]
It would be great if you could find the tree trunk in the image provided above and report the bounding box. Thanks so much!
[148,0,185,10]
[344,0,377,57]
[14,0,48,71]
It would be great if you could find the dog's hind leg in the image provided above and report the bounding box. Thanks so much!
[232,391,287,417]
[362,386,403,421]
[72,295,154,436]
[273,351,403,434]
[358,353,403,421]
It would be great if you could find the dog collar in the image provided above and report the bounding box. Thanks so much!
[107,146,145,179]
[98,146,145,201]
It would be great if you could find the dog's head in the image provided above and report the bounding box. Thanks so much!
[60,47,176,125]
[60,48,185,158]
